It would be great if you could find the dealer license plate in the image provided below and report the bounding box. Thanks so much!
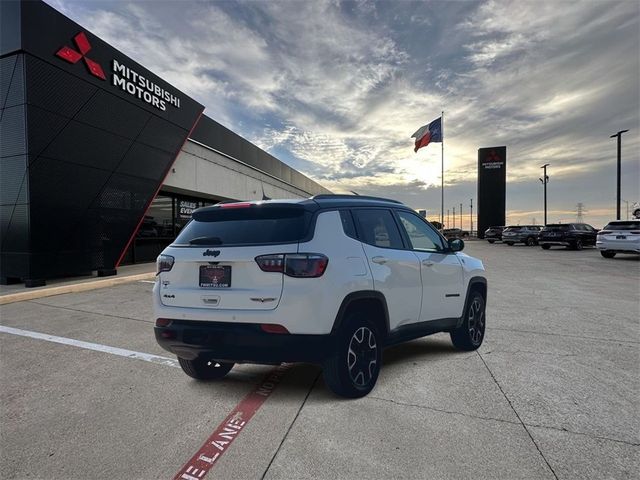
[616,235,626,239]
[199,265,231,288]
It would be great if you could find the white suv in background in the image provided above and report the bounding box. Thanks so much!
[596,220,640,258]
[153,195,487,398]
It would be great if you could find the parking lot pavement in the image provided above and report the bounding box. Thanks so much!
[0,242,638,479]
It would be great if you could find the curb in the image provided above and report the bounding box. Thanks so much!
[0,272,156,306]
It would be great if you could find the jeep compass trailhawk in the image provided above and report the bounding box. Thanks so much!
[153,195,487,398]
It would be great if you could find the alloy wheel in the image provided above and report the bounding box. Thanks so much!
[347,327,378,387]
[468,298,485,345]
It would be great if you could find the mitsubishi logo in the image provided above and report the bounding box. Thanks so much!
[56,32,106,80]
[487,150,501,162]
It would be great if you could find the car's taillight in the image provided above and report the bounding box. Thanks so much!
[260,324,289,334]
[285,254,329,277]
[255,254,285,272]
[155,318,173,327]
[255,253,328,278]
[219,202,253,209]
[156,254,174,274]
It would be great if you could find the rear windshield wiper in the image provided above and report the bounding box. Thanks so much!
[189,236,223,245]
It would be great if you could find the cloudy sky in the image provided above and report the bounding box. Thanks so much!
[48,0,639,228]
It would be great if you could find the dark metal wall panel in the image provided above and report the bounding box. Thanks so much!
[0,155,28,205]
[0,105,27,157]
[0,0,21,56]
[1,55,25,109]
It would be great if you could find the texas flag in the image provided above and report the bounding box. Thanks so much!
[411,117,442,152]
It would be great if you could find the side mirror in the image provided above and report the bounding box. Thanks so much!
[449,238,464,252]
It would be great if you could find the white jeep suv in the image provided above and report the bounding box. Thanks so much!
[153,195,487,398]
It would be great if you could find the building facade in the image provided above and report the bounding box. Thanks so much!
[0,0,330,286]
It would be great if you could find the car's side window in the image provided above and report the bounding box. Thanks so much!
[339,210,357,239]
[396,211,445,252]
[353,209,404,249]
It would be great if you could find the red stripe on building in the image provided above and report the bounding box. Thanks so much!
[173,363,292,480]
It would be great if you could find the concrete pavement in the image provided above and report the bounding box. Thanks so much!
[0,242,638,479]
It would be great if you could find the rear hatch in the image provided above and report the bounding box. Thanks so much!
[541,224,571,238]
[599,221,640,243]
[158,203,313,311]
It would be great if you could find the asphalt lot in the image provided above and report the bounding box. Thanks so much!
[1,242,638,479]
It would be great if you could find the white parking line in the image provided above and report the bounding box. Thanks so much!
[139,280,156,284]
[0,325,179,368]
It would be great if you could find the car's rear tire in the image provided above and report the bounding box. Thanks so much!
[178,357,234,380]
[450,291,486,351]
[541,244,551,250]
[526,237,536,246]
[600,250,616,258]
[572,239,583,250]
[506,242,514,246]
[488,239,495,244]
[323,313,381,398]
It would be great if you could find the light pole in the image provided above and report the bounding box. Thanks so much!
[610,130,629,220]
[539,164,550,225]
[460,203,463,231]
[453,207,456,228]
[447,209,450,227]
[470,199,473,234]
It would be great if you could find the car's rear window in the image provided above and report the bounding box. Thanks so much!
[173,206,312,246]
[604,221,640,231]
[546,224,571,231]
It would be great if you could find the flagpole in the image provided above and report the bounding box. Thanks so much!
[441,110,444,227]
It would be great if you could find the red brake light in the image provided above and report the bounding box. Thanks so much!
[219,202,253,209]
[285,254,329,277]
[255,253,328,277]
[155,318,173,327]
[260,324,290,334]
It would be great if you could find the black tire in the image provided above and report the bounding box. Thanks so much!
[572,239,583,251]
[178,357,234,380]
[450,292,486,351]
[506,242,514,246]
[601,250,616,258]
[487,239,495,244]
[323,313,381,398]
[541,244,551,250]
[526,237,535,246]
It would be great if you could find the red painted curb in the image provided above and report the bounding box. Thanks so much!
[173,363,292,480]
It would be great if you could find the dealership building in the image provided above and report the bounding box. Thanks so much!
[0,0,330,287]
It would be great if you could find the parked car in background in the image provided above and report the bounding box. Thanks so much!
[596,220,640,258]
[442,228,470,240]
[484,226,504,243]
[502,225,543,246]
[539,223,598,250]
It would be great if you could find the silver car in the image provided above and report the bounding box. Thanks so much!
[502,225,543,246]
[596,220,640,258]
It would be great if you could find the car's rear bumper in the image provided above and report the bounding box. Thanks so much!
[596,239,640,253]
[539,240,571,246]
[155,319,336,364]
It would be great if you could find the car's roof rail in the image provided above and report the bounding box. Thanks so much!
[311,194,403,204]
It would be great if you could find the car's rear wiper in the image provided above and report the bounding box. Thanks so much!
[189,236,223,245]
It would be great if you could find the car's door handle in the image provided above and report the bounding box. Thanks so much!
[371,256,388,264]
[422,259,434,267]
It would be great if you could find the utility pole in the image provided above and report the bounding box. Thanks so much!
[453,206,456,228]
[447,209,450,227]
[539,164,550,225]
[610,130,629,220]
[575,203,587,223]
[460,203,463,230]
[470,199,473,234]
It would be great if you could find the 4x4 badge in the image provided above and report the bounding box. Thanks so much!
[203,249,221,257]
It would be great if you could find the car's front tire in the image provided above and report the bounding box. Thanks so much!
[450,291,486,351]
[487,239,495,244]
[178,357,234,380]
[505,242,514,246]
[526,237,536,246]
[323,313,381,398]
[572,239,583,250]
[600,250,616,258]
[541,244,551,250]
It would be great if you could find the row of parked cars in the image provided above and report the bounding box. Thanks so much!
[484,221,640,258]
